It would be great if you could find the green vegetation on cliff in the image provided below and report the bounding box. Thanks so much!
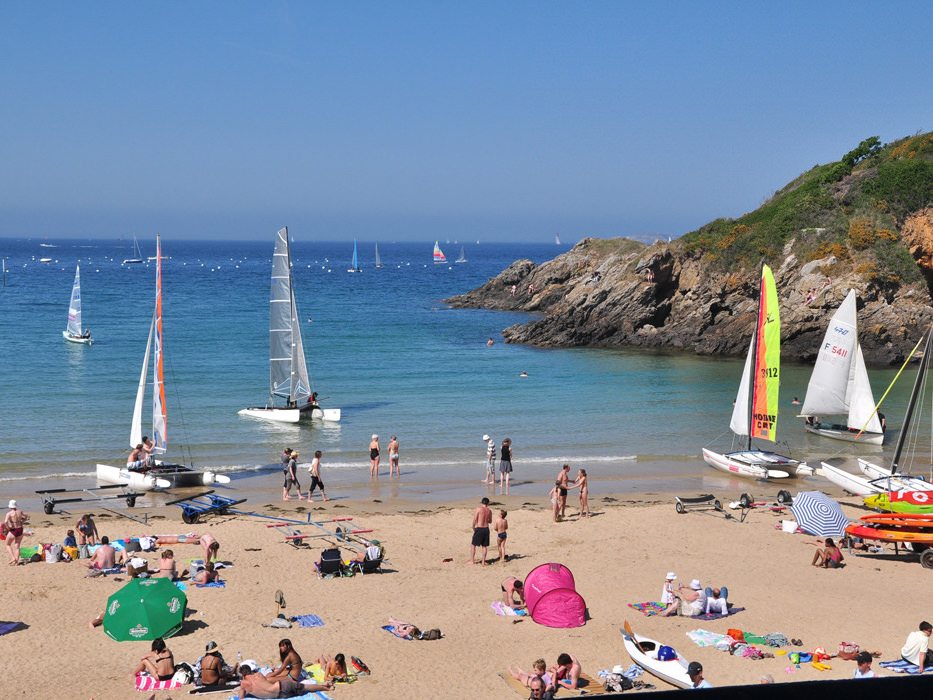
[681,132,933,290]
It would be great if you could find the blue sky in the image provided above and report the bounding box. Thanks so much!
[1,2,930,243]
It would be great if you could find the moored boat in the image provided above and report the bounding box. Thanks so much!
[62,265,93,345]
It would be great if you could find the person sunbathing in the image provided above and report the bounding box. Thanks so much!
[155,549,177,579]
[387,616,421,639]
[193,561,221,585]
[704,586,729,615]
[811,538,844,568]
[550,653,582,690]
[315,653,348,683]
[509,658,554,691]
[237,666,329,699]
[132,638,175,681]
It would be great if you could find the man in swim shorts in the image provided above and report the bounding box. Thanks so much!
[470,497,492,565]
[238,666,324,698]
[556,464,571,519]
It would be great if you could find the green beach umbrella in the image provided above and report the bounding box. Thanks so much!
[103,578,187,642]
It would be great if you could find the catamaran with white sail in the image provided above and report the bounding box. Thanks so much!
[63,265,93,345]
[98,235,228,490]
[374,242,383,268]
[702,265,812,480]
[800,290,884,444]
[239,228,341,423]
[123,235,144,264]
[433,241,447,264]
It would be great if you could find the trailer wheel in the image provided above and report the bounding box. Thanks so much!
[294,538,303,547]
[126,496,137,508]
[922,549,933,569]
[675,501,685,514]
[714,500,723,511]
[43,502,54,515]
[739,493,752,509]
[777,489,792,505]
[182,511,199,524]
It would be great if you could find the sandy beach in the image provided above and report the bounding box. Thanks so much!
[1,483,929,699]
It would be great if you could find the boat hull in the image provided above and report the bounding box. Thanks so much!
[97,462,227,491]
[621,626,692,689]
[818,462,879,496]
[846,523,933,543]
[239,405,341,423]
[701,448,810,480]
[864,491,933,514]
[63,331,93,345]
[806,424,884,445]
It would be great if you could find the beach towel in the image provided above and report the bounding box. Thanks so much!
[382,624,412,640]
[188,682,241,694]
[689,606,745,620]
[135,674,181,692]
[292,614,325,628]
[195,580,226,588]
[879,659,933,674]
[491,601,528,616]
[628,601,667,616]
[687,629,730,648]
[224,688,331,700]
[0,621,22,636]
[599,665,643,680]
[498,671,596,697]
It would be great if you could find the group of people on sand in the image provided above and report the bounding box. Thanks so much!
[281,446,329,502]
[549,463,589,522]
[132,637,348,697]
[82,529,221,584]
[470,497,513,565]
[481,434,513,492]
[658,571,729,617]
[509,653,583,696]
[368,434,400,479]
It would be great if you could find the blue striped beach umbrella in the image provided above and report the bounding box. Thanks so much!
[790,491,850,537]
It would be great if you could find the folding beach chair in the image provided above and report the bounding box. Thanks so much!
[316,547,345,578]
[352,544,384,575]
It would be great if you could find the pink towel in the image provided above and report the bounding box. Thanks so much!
[135,674,181,692]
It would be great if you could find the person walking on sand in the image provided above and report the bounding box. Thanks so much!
[482,434,496,484]
[307,450,328,501]
[388,436,400,477]
[493,510,509,562]
[556,464,571,519]
[499,438,513,494]
[369,435,381,478]
[4,500,29,566]
[283,451,304,501]
[470,497,493,565]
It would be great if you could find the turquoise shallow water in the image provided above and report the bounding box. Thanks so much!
[0,236,926,505]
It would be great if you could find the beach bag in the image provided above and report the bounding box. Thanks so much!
[172,662,194,685]
[419,628,442,640]
[125,539,142,553]
[63,546,79,561]
[604,673,633,692]
[727,629,745,643]
[139,536,156,551]
[351,656,370,675]
[46,543,62,563]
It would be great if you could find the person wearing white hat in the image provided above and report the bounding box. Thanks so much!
[677,578,707,616]
[482,435,496,484]
[4,499,29,566]
[659,572,680,616]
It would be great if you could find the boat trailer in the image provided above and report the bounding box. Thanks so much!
[167,490,248,524]
[35,484,150,525]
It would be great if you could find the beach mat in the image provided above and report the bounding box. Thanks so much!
[293,614,325,628]
[135,675,181,692]
[492,601,528,616]
[225,689,331,700]
[880,659,933,674]
[195,580,226,588]
[0,621,23,636]
[628,602,666,616]
[381,624,412,639]
[498,671,601,696]
[689,606,745,620]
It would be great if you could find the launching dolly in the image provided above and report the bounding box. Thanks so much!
[674,494,724,515]
[266,517,374,551]
[35,484,150,525]
[167,491,247,524]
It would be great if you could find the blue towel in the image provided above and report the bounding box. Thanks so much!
[195,580,226,588]
[382,624,412,640]
[226,691,331,700]
[293,614,325,628]
[0,621,22,636]
[879,659,933,674]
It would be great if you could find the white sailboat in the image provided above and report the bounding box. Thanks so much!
[374,242,383,268]
[62,265,93,345]
[98,235,228,490]
[555,232,561,245]
[433,241,447,264]
[239,227,341,424]
[123,235,144,264]
[818,462,932,497]
[455,246,467,263]
[702,265,812,480]
[348,240,362,273]
[800,290,884,444]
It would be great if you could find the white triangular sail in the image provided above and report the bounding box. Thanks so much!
[131,315,154,449]
[729,334,754,437]
[269,227,311,406]
[65,265,83,336]
[801,290,881,433]
[374,242,382,268]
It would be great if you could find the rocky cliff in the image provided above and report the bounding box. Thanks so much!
[446,209,933,365]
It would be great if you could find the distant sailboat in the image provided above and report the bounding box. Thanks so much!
[348,240,362,273]
[555,232,561,245]
[63,265,93,345]
[455,246,468,263]
[374,242,383,268]
[123,235,144,264]
[433,241,447,264]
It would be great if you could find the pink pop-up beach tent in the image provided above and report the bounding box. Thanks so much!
[524,562,586,628]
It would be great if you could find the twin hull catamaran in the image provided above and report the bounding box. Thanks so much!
[800,289,884,445]
[97,235,228,491]
[239,228,341,424]
[433,241,447,264]
[63,265,93,345]
[702,265,812,480]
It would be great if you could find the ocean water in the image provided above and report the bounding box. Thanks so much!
[0,236,926,504]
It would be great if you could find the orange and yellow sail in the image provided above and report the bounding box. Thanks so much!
[751,265,780,441]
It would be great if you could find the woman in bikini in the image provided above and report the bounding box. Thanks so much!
[571,469,589,518]
[132,638,175,680]
[76,513,98,547]
[315,653,349,683]
[200,533,220,563]
[812,538,845,568]
[387,617,420,639]
[4,500,29,566]
[156,549,177,579]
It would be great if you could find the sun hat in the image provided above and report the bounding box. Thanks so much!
[690,579,702,590]
[687,661,702,675]
[482,434,490,441]
[372,434,378,440]
[8,500,16,509]
[665,571,677,580]
[205,641,222,653]
[612,664,626,674]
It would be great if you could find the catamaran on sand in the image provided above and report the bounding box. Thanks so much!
[97,235,228,490]
[702,264,812,480]
[239,227,341,424]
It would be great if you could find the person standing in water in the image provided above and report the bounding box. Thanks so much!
[388,436,400,477]
[369,435,381,478]
[499,438,513,494]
